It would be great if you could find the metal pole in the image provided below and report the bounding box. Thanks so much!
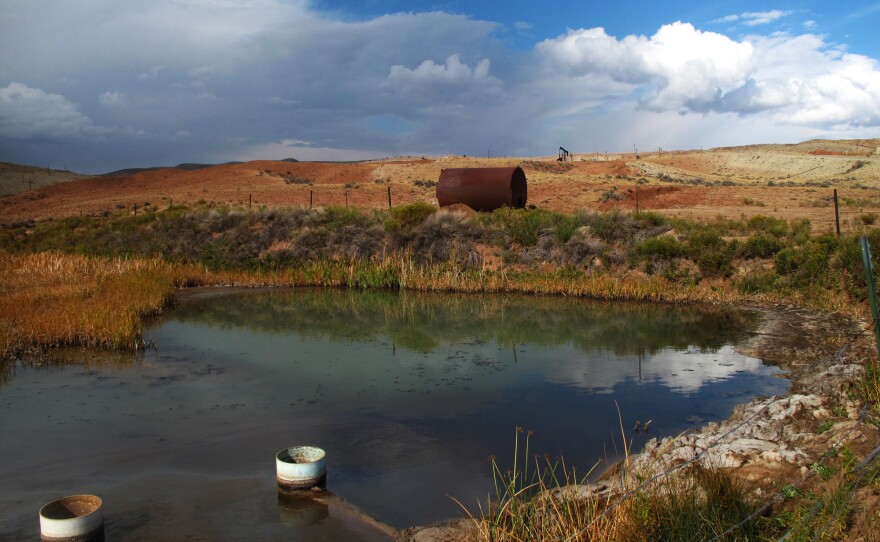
[249,194,252,210]
[310,190,313,209]
[833,189,841,237]
[860,236,880,357]
[387,186,392,209]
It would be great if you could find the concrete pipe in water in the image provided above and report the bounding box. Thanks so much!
[39,495,104,542]
[276,446,327,493]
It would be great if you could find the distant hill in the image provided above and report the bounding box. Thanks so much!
[101,161,246,176]
[713,138,880,156]
[0,162,88,197]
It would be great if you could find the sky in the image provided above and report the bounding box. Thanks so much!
[1,0,879,173]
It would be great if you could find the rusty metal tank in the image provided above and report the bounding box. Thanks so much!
[436,167,527,211]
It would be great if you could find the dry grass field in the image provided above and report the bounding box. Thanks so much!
[1,139,878,235]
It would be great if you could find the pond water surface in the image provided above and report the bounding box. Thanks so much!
[0,289,788,541]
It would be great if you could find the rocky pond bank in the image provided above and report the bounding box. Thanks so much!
[402,305,880,542]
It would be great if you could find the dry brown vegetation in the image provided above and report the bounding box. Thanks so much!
[0,252,296,359]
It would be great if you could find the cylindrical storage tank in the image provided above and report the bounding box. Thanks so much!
[276,446,327,493]
[39,495,104,542]
[436,167,527,211]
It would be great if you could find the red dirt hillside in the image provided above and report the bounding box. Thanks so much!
[1,141,879,236]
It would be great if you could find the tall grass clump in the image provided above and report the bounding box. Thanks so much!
[458,428,617,541]
[396,212,482,267]
[0,252,184,358]
[0,251,292,360]
[614,466,760,542]
[461,428,765,542]
[383,202,437,234]
[479,208,590,246]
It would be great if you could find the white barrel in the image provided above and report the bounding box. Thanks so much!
[39,495,104,542]
[276,446,326,492]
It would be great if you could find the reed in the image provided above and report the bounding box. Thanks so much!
[458,428,762,542]
[0,251,290,359]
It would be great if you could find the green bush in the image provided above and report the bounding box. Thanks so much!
[774,235,837,289]
[773,247,801,276]
[632,235,685,262]
[554,211,591,244]
[480,208,587,246]
[789,219,812,243]
[736,270,779,294]
[748,215,789,237]
[588,210,639,244]
[635,211,668,228]
[384,202,437,234]
[836,230,880,299]
[741,233,785,259]
[686,231,737,277]
[320,206,373,229]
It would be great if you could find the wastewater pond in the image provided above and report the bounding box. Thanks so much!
[0,289,788,541]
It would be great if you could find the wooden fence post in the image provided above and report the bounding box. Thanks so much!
[833,189,841,237]
[635,184,640,216]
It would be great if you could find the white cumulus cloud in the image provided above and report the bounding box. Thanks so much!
[535,22,880,129]
[0,82,102,139]
[537,22,755,111]
[729,33,880,126]
[389,54,494,86]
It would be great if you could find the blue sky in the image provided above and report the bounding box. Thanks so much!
[319,0,879,54]
[1,0,878,173]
